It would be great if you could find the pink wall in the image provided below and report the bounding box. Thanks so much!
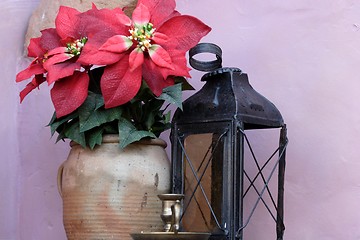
[1,1,68,239]
[1,0,360,239]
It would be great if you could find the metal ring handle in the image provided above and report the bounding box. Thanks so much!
[189,43,222,72]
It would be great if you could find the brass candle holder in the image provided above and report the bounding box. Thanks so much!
[158,193,184,233]
[130,193,210,240]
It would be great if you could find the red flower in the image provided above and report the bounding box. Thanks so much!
[79,0,211,109]
[16,29,59,102]
[17,2,211,118]
[49,5,134,117]
[16,5,129,118]
[46,6,91,118]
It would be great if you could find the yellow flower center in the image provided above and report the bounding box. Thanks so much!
[128,23,155,51]
[66,37,88,56]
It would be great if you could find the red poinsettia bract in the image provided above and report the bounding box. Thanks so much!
[78,0,211,109]
[16,29,58,102]
[17,1,211,117]
[16,5,128,118]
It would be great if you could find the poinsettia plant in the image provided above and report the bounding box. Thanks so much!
[16,0,211,148]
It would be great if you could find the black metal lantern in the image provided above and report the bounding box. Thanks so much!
[170,43,288,240]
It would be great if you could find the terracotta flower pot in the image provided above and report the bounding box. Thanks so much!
[57,135,170,239]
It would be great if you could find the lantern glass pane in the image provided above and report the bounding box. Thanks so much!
[181,133,223,232]
[240,128,284,239]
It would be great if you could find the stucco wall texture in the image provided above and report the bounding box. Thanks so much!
[1,0,360,239]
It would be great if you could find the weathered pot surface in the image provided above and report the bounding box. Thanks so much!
[58,135,170,240]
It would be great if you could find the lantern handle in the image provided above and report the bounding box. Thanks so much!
[189,43,222,72]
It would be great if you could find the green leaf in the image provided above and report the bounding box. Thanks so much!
[174,76,195,91]
[128,100,143,123]
[132,80,155,101]
[151,122,171,137]
[158,83,183,110]
[55,130,66,143]
[142,99,164,129]
[86,127,104,149]
[46,76,188,148]
[103,123,118,134]
[48,111,79,136]
[78,92,122,132]
[150,110,171,137]
[118,118,156,149]
[142,110,155,130]
[48,112,57,126]
[164,111,171,123]
[63,120,86,147]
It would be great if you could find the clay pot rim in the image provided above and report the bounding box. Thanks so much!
[70,134,167,148]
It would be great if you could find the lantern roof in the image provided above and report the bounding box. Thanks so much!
[173,43,284,129]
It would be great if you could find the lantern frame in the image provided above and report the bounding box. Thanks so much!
[170,43,288,240]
